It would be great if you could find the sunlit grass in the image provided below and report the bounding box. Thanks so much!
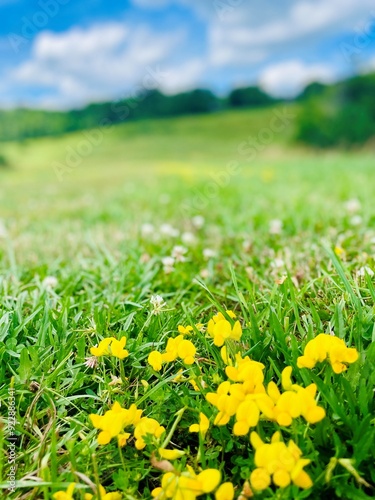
[0,110,374,499]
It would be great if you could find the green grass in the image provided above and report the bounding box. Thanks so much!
[0,106,374,499]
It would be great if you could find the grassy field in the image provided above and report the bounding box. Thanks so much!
[0,106,374,499]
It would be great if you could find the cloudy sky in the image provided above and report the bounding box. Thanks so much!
[1,0,375,109]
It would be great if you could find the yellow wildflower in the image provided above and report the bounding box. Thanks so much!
[233,397,260,436]
[207,313,242,347]
[148,351,163,371]
[225,356,265,388]
[89,402,142,445]
[178,323,204,335]
[297,333,359,373]
[178,338,196,365]
[206,381,240,426]
[53,483,76,500]
[250,432,313,491]
[90,337,129,360]
[84,485,122,499]
[178,325,194,335]
[211,310,236,322]
[189,412,210,437]
[334,246,345,258]
[162,335,197,365]
[134,417,165,450]
[152,466,221,500]
[257,368,325,426]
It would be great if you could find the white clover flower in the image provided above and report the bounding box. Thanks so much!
[181,231,196,245]
[271,258,285,269]
[344,198,361,214]
[160,223,179,238]
[141,223,155,237]
[162,256,175,274]
[42,276,58,289]
[357,266,374,277]
[192,215,205,229]
[84,356,98,369]
[150,295,167,314]
[172,245,187,262]
[350,215,362,226]
[200,268,210,279]
[203,248,216,260]
[269,219,283,235]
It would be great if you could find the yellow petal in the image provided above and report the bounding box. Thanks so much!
[250,431,264,449]
[215,482,235,500]
[292,470,313,489]
[281,366,293,391]
[189,423,199,433]
[267,381,281,402]
[97,430,111,445]
[297,355,316,369]
[231,320,242,341]
[273,469,291,488]
[233,421,249,436]
[250,468,271,491]
[158,448,185,460]
[152,487,163,498]
[198,469,221,493]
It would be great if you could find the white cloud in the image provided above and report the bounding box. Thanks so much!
[159,58,205,94]
[9,22,191,108]
[259,60,335,97]
[207,0,375,67]
[3,0,375,108]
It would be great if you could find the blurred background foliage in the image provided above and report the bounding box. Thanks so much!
[1,72,374,149]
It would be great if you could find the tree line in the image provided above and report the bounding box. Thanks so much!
[0,72,374,148]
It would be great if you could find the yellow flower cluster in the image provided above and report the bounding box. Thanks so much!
[259,366,326,426]
[90,336,129,360]
[206,354,325,434]
[89,401,165,449]
[250,431,312,491]
[148,335,196,371]
[53,483,122,500]
[151,466,221,500]
[207,311,242,347]
[81,313,361,498]
[297,333,359,373]
[134,416,166,450]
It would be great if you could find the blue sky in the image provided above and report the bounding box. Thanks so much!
[1,0,375,109]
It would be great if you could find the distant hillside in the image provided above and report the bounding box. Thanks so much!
[1,72,374,148]
[0,87,276,142]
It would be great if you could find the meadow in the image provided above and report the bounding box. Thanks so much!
[0,106,374,499]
